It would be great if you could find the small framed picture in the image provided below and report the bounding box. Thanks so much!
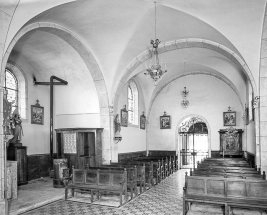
[31,101,44,125]
[140,113,146,130]
[223,111,236,126]
[160,112,171,129]
[121,106,128,127]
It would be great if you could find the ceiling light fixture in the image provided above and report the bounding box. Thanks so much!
[144,1,167,86]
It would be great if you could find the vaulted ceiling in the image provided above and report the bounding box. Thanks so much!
[6,0,266,103]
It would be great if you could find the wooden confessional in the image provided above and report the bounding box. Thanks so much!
[55,128,103,170]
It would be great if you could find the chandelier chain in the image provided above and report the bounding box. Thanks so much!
[154,1,157,41]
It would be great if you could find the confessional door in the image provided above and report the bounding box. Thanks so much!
[55,128,101,170]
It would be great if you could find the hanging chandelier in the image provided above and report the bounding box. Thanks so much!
[144,1,167,86]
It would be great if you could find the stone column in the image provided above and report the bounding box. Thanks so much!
[259,3,267,173]
[0,1,20,213]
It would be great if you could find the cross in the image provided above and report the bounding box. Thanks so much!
[228,106,231,111]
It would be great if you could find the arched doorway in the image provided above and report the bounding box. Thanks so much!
[179,117,209,169]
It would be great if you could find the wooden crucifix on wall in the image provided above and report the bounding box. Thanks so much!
[34,76,68,168]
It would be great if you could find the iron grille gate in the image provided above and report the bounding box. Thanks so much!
[179,117,209,169]
[180,149,208,169]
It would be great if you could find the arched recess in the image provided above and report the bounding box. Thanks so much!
[147,71,245,124]
[145,71,246,153]
[175,114,211,169]
[1,22,111,163]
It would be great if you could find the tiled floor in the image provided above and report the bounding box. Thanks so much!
[21,169,189,215]
[9,177,66,215]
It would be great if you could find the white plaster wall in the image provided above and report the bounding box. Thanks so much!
[8,54,50,155]
[148,75,244,151]
[246,121,256,154]
[8,33,101,155]
[117,79,146,153]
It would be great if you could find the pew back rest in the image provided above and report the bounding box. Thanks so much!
[185,175,267,200]
[98,170,126,189]
[108,163,145,181]
[73,169,86,184]
[85,169,98,185]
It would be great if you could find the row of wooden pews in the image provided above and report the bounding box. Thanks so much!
[190,158,266,180]
[183,157,267,215]
[65,153,178,206]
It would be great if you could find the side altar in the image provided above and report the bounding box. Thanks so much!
[219,127,243,158]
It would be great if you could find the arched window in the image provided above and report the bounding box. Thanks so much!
[128,80,138,126]
[4,69,18,114]
[5,63,27,120]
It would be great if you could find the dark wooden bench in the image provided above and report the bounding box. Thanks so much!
[105,163,146,193]
[65,168,128,206]
[197,163,257,171]
[87,165,138,199]
[194,167,261,174]
[119,160,160,185]
[183,173,267,215]
[191,170,265,180]
[133,157,168,179]
[200,158,251,167]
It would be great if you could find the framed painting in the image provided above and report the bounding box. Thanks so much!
[140,113,146,130]
[160,113,171,129]
[121,107,128,127]
[223,111,236,126]
[31,102,44,125]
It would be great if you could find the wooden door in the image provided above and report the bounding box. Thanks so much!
[77,132,96,168]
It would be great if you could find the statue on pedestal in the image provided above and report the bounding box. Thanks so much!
[9,108,23,145]
[3,90,13,135]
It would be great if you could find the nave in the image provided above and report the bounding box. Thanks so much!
[22,170,187,215]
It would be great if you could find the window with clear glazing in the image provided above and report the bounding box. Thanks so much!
[5,69,18,114]
[128,80,138,126]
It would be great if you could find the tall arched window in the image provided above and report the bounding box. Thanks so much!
[128,80,138,126]
[5,63,27,120]
[5,69,18,114]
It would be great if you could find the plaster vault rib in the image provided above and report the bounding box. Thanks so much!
[146,71,245,124]
[113,38,257,114]
[1,22,112,163]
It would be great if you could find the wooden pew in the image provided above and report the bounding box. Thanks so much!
[197,163,257,171]
[87,165,138,200]
[191,170,265,180]
[132,157,168,180]
[65,168,128,206]
[200,159,251,167]
[194,167,261,175]
[119,160,160,185]
[104,163,146,193]
[183,173,267,215]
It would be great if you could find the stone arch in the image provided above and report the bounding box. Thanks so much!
[113,38,257,114]
[145,71,246,152]
[175,114,211,169]
[1,22,111,163]
[146,71,245,123]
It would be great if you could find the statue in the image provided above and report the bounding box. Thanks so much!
[9,108,23,144]
[3,90,13,135]
[114,114,122,142]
